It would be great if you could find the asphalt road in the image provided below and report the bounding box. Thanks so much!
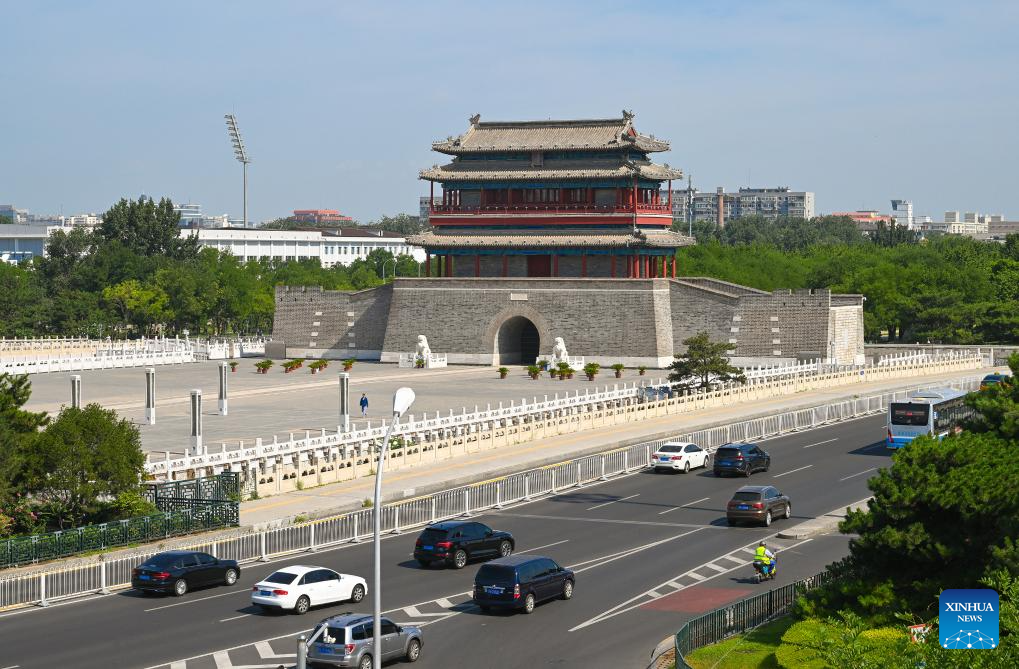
[0,414,889,669]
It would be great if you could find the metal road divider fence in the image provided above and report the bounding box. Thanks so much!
[672,569,839,669]
[0,374,982,611]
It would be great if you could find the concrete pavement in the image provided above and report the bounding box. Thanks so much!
[238,365,992,526]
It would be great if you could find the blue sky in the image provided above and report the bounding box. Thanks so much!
[2,1,1017,223]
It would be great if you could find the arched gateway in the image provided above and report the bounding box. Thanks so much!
[494,316,540,365]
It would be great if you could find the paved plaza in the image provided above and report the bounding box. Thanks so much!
[20,360,661,455]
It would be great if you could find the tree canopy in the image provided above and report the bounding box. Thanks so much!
[668,332,747,390]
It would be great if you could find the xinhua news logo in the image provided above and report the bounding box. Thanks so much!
[939,589,999,649]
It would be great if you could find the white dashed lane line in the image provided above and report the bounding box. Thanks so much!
[803,438,838,448]
[586,493,639,511]
[774,464,814,478]
[658,496,710,515]
[840,467,878,481]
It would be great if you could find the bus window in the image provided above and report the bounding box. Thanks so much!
[890,403,929,426]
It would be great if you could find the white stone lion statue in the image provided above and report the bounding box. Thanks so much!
[550,337,569,365]
[415,335,431,360]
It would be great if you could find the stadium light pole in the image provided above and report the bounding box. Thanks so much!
[224,114,251,228]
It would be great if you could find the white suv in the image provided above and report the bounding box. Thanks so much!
[651,442,710,473]
[252,565,367,615]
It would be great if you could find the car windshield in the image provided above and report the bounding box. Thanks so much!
[716,448,742,458]
[890,403,930,426]
[139,553,182,569]
[475,564,516,584]
[658,445,683,453]
[419,528,448,543]
[733,491,761,501]
[263,571,299,585]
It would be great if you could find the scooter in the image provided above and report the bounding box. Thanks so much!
[753,555,777,583]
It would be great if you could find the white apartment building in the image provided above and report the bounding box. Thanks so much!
[60,213,102,227]
[890,200,914,229]
[666,187,815,223]
[180,228,425,267]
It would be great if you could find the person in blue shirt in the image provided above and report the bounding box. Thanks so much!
[359,393,369,416]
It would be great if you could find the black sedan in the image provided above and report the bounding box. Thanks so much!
[414,520,515,569]
[131,550,240,596]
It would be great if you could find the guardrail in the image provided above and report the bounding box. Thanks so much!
[673,569,838,668]
[0,373,981,610]
[144,352,983,492]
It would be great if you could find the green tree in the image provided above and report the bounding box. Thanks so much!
[0,374,49,506]
[965,353,1019,441]
[871,221,921,247]
[97,196,198,260]
[27,403,145,528]
[101,279,169,334]
[667,332,747,390]
[802,430,1019,624]
[0,262,49,336]
[0,213,13,224]
[366,213,425,236]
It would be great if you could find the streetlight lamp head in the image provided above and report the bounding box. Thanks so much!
[393,387,415,416]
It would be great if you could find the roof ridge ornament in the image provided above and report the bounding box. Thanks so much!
[622,109,635,122]
[469,113,481,126]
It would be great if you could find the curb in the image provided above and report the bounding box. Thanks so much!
[776,497,873,539]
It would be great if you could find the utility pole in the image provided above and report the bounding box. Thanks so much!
[687,173,694,237]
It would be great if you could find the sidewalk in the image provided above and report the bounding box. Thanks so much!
[239,365,994,526]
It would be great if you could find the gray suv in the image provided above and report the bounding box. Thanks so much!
[307,613,422,668]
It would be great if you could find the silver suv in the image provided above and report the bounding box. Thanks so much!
[307,613,422,668]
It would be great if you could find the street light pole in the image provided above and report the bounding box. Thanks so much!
[225,114,251,228]
[373,387,415,668]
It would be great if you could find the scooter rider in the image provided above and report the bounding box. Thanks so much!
[754,541,776,577]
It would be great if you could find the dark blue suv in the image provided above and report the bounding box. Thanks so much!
[712,442,770,477]
[472,555,574,614]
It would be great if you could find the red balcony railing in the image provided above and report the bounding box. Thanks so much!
[430,203,672,215]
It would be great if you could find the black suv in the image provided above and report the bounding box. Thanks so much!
[413,520,515,569]
[131,550,240,596]
[712,442,770,477]
[473,555,575,614]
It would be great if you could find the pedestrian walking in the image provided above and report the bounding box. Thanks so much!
[360,393,369,417]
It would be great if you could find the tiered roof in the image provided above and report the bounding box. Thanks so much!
[408,229,694,250]
[431,112,670,155]
[420,158,681,183]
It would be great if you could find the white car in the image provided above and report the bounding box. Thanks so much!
[651,442,710,473]
[251,565,367,615]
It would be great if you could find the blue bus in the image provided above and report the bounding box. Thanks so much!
[886,387,972,449]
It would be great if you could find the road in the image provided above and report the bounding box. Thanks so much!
[0,414,889,669]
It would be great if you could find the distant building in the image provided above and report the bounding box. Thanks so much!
[174,202,230,229]
[890,200,914,229]
[180,227,425,267]
[60,213,102,228]
[0,224,60,264]
[664,187,814,225]
[419,196,441,225]
[0,204,22,224]
[831,210,893,233]
[945,211,960,225]
[292,210,353,225]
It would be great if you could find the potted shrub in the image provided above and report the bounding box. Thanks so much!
[583,362,600,381]
[538,359,549,371]
[255,360,273,374]
[611,363,625,378]
[309,359,329,375]
[498,367,509,379]
[638,365,647,376]
[292,357,306,369]
[228,361,239,373]
[342,358,355,372]
[415,356,425,369]
[526,364,541,380]
[282,360,300,373]
[549,367,559,379]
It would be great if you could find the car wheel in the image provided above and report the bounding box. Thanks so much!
[703,455,711,469]
[452,549,468,569]
[405,638,421,662]
[744,466,752,477]
[223,568,238,586]
[416,559,431,568]
[358,654,373,669]
[562,580,574,600]
[764,461,771,472]
[294,595,310,615]
[350,584,366,603]
[683,462,691,474]
[173,579,188,597]
[498,540,512,557]
[784,502,792,519]
[763,510,772,527]
[523,592,536,614]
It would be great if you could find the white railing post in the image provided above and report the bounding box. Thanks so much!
[393,506,401,534]
[495,482,503,509]
[309,523,317,552]
[624,450,629,472]
[524,473,530,500]
[259,531,268,561]
[576,461,582,487]
[431,498,437,523]
[600,456,607,481]
[99,561,109,595]
[39,573,48,607]
[351,514,360,543]
[464,489,472,517]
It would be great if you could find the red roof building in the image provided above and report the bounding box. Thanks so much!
[292,209,354,225]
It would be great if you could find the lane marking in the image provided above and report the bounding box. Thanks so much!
[569,535,816,631]
[255,641,295,659]
[774,464,814,478]
[170,663,185,669]
[518,539,570,554]
[436,597,454,609]
[803,438,838,449]
[402,604,450,618]
[658,496,710,515]
[840,467,878,481]
[144,587,252,612]
[586,493,639,511]
[219,613,253,623]
[704,562,728,573]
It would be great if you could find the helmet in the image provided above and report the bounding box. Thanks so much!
[759,541,767,547]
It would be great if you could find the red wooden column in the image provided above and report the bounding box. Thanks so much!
[445,255,453,277]
[474,254,481,277]
[580,254,587,277]
[659,255,666,278]
[671,255,677,278]
[425,253,431,277]
[501,255,508,277]
[553,254,560,277]
[610,255,617,278]
[644,255,651,277]
[626,256,632,278]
